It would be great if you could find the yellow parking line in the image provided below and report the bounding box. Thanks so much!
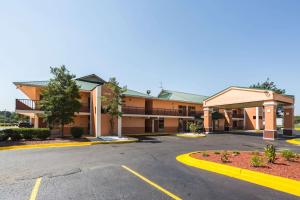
[122,165,182,200]
[29,177,42,200]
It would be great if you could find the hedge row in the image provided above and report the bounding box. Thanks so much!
[0,128,51,141]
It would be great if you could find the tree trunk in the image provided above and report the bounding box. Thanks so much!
[61,123,64,137]
[110,117,114,135]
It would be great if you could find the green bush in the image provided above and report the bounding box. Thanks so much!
[221,151,230,163]
[0,131,9,142]
[214,151,220,155]
[264,144,276,163]
[232,151,240,156]
[281,150,296,161]
[251,155,264,167]
[35,130,51,140]
[202,152,209,157]
[9,132,22,141]
[3,128,50,141]
[71,127,84,138]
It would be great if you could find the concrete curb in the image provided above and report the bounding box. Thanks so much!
[286,139,300,145]
[176,152,300,197]
[176,134,206,138]
[0,138,138,151]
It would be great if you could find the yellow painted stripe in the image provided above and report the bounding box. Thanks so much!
[0,139,138,151]
[286,139,300,145]
[176,153,300,197]
[122,165,182,200]
[29,177,42,200]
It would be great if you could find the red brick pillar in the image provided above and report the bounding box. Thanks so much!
[204,107,213,133]
[224,109,232,131]
[283,105,294,137]
[263,101,277,140]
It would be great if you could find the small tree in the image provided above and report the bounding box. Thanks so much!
[40,66,81,137]
[102,78,127,136]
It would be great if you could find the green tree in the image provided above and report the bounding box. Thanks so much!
[250,78,286,94]
[40,66,81,137]
[250,78,286,117]
[102,78,127,136]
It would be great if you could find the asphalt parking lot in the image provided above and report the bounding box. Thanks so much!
[0,133,299,200]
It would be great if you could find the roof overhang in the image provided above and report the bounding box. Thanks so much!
[203,87,294,109]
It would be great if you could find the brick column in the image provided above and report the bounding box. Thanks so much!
[224,109,232,131]
[204,107,213,133]
[263,101,277,140]
[283,105,294,137]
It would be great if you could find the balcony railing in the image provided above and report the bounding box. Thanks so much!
[232,113,244,118]
[16,99,90,113]
[122,106,203,117]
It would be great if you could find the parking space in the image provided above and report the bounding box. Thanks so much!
[0,134,299,200]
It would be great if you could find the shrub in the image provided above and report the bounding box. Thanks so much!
[264,144,276,163]
[0,131,9,142]
[202,152,209,157]
[232,151,240,156]
[3,128,50,141]
[251,155,264,167]
[9,132,22,141]
[35,129,51,140]
[71,127,84,138]
[281,150,296,161]
[188,122,199,133]
[221,151,230,163]
[214,151,220,155]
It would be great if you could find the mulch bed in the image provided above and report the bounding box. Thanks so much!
[0,137,90,147]
[190,151,300,181]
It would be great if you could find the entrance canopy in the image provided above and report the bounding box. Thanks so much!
[203,87,294,109]
[203,87,295,140]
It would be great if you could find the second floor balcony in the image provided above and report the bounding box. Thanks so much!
[16,99,90,113]
[122,106,203,117]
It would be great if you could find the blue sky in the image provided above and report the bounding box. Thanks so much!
[0,0,299,114]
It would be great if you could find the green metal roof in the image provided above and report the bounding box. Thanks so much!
[123,89,153,98]
[13,80,99,91]
[158,90,208,104]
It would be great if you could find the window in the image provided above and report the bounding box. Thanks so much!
[178,105,187,115]
[159,118,164,130]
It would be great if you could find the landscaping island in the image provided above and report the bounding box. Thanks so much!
[190,150,300,181]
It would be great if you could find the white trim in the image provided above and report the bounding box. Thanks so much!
[75,112,90,116]
[122,114,194,119]
[263,101,278,106]
[95,86,102,137]
[203,107,213,112]
[263,137,275,141]
[15,110,44,114]
[264,129,277,132]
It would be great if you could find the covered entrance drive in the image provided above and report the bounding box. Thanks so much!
[203,87,295,140]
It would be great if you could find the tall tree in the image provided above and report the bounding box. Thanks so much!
[102,78,127,136]
[250,78,286,94]
[40,66,81,137]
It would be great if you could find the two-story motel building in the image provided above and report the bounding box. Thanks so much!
[14,74,295,140]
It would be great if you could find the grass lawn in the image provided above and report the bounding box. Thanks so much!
[295,124,300,130]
